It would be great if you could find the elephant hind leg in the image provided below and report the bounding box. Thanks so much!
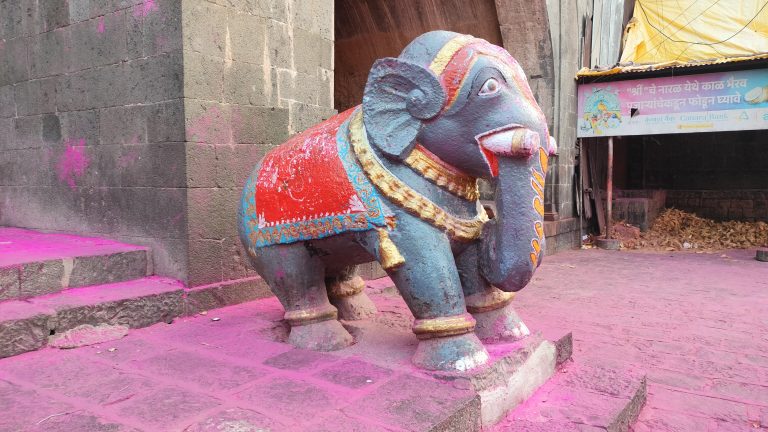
[249,243,353,351]
[325,266,377,321]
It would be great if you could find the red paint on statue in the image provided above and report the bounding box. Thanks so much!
[56,139,90,190]
[254,108,359,225]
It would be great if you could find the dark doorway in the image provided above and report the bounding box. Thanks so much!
[334,0,503,111]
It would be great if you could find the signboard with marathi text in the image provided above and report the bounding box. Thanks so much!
[577,68,768,137]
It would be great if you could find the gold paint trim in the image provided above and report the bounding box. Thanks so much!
[327,276,366,299]
[465,289,515,313]
[428,35,475,75]
[377,228,406,270]
[284,305,337,326]
[412,314,476,339]
[349,111,488,242]
[404,144,479,201]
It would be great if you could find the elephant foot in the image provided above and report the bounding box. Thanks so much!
[412,332,489,372]
[287,319,354,351]
[465,288,529,343]
[328,276,377,320]
[332,291,378,320]
[284,305,354,351]
[411,313,488,372]
[471,302,530,343]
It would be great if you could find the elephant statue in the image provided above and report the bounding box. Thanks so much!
[239,31,557,372]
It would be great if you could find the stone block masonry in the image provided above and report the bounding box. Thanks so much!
[666,190,768,222]
[1,0,188,281]
[0,0,336,289]
[181,0,336,286]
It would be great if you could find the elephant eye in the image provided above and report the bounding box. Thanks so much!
[478,78,500,96]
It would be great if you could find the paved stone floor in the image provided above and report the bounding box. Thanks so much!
[513,248,768,431]
[0,248,765,431]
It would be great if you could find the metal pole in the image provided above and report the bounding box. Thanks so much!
[606,136,614,239]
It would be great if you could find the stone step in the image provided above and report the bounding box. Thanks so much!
[0,228,150,301]
[489,359,647,431]
[0,275,272,359]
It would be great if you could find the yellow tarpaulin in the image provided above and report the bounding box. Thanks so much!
[621,0,768,64]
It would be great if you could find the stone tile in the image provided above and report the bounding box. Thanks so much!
[116,386,222,430]
[0,303,53,359]
[301,413,403,432]
[2,351,156,406]
[80,334,167,364]
[32,277,185,331]
[632,408,713,432]
[0,379,75,432]
[263,348,340,371]
[28,412,141,432]
[560,361,645,399]
[343,374,480,432]
[184,278,272,316]
[0,266,20,301]
[20,259,64,297]
[185,407,287,432]
[236,375,344,419]
[129,348,267,391]
[69,249,148,287]
[313,358,394,389]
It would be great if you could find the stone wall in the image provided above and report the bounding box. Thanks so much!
[180,0,336,286]
[0,0,336,286]
[0,0,188,279]
[623,130,768,222]
[666,190,768,222]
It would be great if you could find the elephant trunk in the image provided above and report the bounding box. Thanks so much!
[477,126,552,292]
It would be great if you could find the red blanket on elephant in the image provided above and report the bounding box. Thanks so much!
[242,108,388,247]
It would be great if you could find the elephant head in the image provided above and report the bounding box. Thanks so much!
[362,31,557,292]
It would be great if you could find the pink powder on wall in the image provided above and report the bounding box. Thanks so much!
[56,139,90,190]
[134,0,158,17]
[186,106,235,145]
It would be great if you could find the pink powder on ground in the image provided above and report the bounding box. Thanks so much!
[97,16,105,33]
[56,139,90,190]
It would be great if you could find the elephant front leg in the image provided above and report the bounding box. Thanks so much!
[382,222,489,372]
[326,266,377,320]
[457,244,530,342]
[248,243,354,351]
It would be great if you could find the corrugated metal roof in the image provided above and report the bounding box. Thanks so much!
[576,52,768,78]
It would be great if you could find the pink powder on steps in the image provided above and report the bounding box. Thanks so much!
[56,139,90,190]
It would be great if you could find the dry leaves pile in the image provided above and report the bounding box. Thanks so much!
[620,209,768,251]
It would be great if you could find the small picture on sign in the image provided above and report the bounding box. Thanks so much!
[745,86,768,104]
[581,87,622,135]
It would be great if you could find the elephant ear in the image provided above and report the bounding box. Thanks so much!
[362,58,445,160]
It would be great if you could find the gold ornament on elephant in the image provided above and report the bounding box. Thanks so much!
[349,110,488,242]
[404,144,480,201]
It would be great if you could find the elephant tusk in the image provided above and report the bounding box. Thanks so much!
[547,135,558,156]
[476,125,541,159]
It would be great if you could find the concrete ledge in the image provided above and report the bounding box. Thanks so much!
[0,228,152,300]
[544,217,582,255]
[0,275,273,359]
[185,276,273,315]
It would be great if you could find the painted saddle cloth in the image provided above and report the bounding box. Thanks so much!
[241,107,389,247]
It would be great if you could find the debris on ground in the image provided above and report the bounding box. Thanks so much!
[48,324,129,349]
[606,209,768,251]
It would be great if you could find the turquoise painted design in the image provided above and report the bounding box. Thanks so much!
[240,113,388,248]
[336,110,389,226]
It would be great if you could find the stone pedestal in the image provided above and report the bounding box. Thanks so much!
[434,335,561,427]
